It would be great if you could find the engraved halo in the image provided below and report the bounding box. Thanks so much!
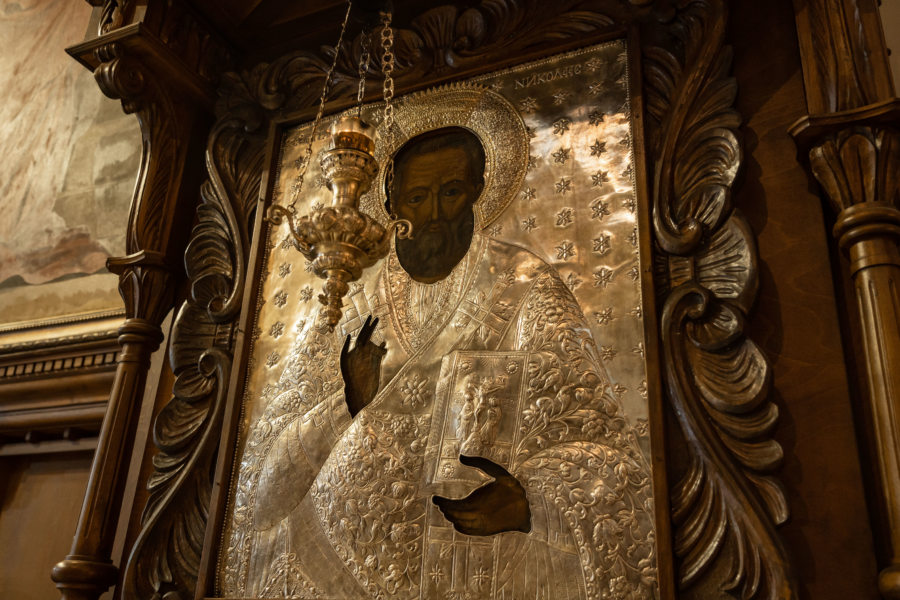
[359,84,530,230]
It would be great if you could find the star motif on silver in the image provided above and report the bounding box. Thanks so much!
[628,264,640,282]
[623,197,636,213]
[595,307,613,325]
[592,170,610,186]
[628,227,639,247]
[265,351,281,368]
[521,216,537,232]
[299,286,313,303]
[591,199,611,220]
[552,117,572,135]
[593,267,614,288]
[273,291,288,307]
[555,241,576,260]
[311,201,324,212]
[589,110,606,125]
[269,321,285,338]
[519,97,538,113]
[632,342,645,358]
[585,56,603,71]
[564,272,582,290]
[489,223,503,236]
[288,132,305,147]
[521,186,536,202]
[630,305,643,319]
[593,233,611,255]
[527,155,539,171]
[600,345,618,361]
[552,147,571,164]
[555,178,572,195]
[278,263,291,278]
[552,90,572,105]
[525,125,537,139]
[556,207,574,227]
[590,140,607,157]
[589,81,604,95]
[280,235,296,250]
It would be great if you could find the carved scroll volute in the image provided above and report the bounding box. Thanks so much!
[808,126,900,598]
[51,37,205,600]
[644,0,796,597]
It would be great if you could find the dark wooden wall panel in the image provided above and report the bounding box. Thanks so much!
[0,453,95,600]
[731,0,879,597]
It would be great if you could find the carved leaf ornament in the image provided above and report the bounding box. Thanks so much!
[121,115,264,598]
[121,1,796,598]
[644,0,795,598]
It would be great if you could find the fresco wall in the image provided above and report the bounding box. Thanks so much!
[0,0,139,328]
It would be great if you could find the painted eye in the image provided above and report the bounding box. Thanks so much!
[443,186,462,197]
[406,194,426,205]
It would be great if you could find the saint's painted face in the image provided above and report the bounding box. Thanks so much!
[389,128,486,283]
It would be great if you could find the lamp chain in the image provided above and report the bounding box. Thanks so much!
[286,0,354,214]
[380,10,397,202]
[356,29,371,117]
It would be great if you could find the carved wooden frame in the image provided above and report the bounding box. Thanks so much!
[117,2,797,598]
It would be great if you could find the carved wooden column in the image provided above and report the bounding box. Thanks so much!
[50,4,223,598]
[50,252,171,600]
[791,0,900,596]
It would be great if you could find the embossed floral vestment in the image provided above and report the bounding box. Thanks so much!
[221,231,656,599]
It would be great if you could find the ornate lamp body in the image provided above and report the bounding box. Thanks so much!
[270,116,400,329]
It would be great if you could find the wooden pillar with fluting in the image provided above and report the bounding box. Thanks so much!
[791,0,900,596]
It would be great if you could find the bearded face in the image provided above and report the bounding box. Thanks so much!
[390,140,484,283]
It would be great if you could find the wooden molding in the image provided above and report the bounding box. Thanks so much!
[0,324,120,451]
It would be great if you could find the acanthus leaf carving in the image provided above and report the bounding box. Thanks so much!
[645,0,796,597]
[809,125,900,215]
[663,286,791,598]
[645,0,740,256]
[121,109,266,599]
[249,0,629,117]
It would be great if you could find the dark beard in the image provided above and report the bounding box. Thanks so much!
[396,210,474,281]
